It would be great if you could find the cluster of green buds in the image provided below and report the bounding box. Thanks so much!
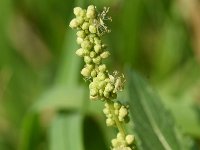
[112,133,135,150]
[69,5,135,150]
[103,102,129,126]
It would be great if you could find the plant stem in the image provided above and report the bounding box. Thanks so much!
[107,101,126,138]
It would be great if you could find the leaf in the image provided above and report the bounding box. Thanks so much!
[32,86,86,112]
[49,112,84,150]
[127,70,190,150]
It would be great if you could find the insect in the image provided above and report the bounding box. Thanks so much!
[94,7,112,36]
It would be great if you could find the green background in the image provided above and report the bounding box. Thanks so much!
[0,0,200,149]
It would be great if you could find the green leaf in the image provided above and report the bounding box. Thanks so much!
[49,112,84,150]
[127,70,190,150]
[32,86,86,112]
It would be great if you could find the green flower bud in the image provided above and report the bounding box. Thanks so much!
[76,17,84,25]
[105,83,114,92]
[99,89,103,96]
[114,102,121,109]
[125,135,134,145]
[91,70,97,77]
[90,88,98,96]
[100,51,110,59]
[94,44,101,53]
[94,37,101,44]
[84,56,92,64]
[76,37,83,45]
[98,64,106,72]
[83,49,90,55]
[103,107,110,115]
[98,81,106,89]
[69,18,79,29]
[106,118,115,126]
[119,106,128,121]
[73,7,83,16]
[90,51,96,58]
[89,25,97,33]
[81,40,92,50]
[103,90,110,98]
[97,72,106,80]
[93,56,101,64]
[81,67,91,77]
[76,30,86,38]
[86,5,96,18]
[75,48,84,57]
[82,22,90,30]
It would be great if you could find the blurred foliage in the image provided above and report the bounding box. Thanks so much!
[0,0,200,149]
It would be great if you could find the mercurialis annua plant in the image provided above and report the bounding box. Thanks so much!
[69,5,135,150]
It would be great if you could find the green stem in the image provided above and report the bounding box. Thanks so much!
[107,101,126,138]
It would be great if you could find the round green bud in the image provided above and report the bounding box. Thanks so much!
[73,7,82,16]
[76,30,86,38]
[82,22,90,30]
[83,49,90,55]
[98,81,106,89]
[76,37,83,45]
[106,118,115,126]
[94,37,101,45]
[103,107,110,115]
[76,17,84,25]
[90,51,96,58]
[90,88,98,96]
[119,106,128,119]
[98,64,106,72]
[105,83,114,92]
[91,70,97,77]
[100,51,110,59]
[81,40,92,50]
[93,56,101,64]
[114,102,121,109]
[81,67,91,77]
[86,5,96,18]
[99,89,103,96]
[94,44,101,53]
[111,139,119,148]
[97,72,106,81]
[103,90,110,98]
[125,135,134,145]
[84,56,92,64]
[89,25,96,33]
[75,48,84,57]
[69,18,79,29]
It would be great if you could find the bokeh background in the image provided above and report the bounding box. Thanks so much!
[0,0,200,149]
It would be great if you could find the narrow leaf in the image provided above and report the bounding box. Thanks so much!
[127,70,189,150]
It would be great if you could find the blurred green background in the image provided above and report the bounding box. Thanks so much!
[0,0,200,150]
